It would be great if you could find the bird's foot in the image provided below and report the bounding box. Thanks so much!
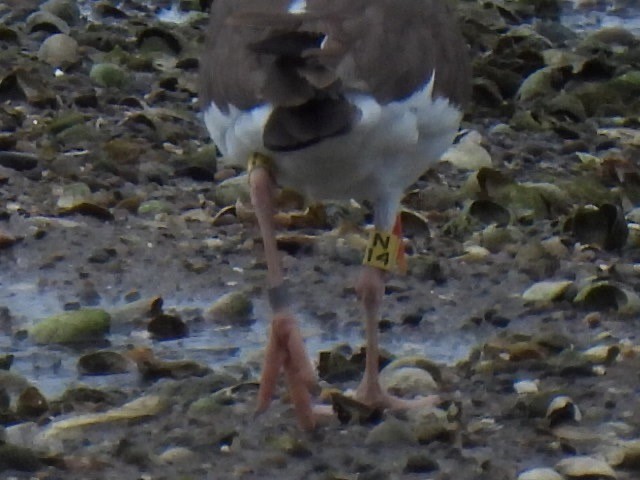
[256,313,318,430]
[355,377,440,411]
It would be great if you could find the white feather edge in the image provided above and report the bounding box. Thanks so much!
[203,72,462,205]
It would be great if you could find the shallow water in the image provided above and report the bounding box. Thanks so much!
[157,3,203,24]
[561,2,640,34]
[0,278,477,398]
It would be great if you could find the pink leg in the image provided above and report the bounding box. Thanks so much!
[249,166,317,430]
[355,215,439,410]
[355,265,389,405]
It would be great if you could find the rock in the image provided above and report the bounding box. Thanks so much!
[0,307,12,336]
[183,256,210,273]
[41,395,166,440]
[137,200,173,215]
[137,27,182,55]
[365,417,418,446]
[38,33,78,66]
[114,438,151,468]
[0,371,30,396]
[0,151,38,171]
[546,395,582,427]
[468,199,511,226]
[588,27,637,47]
[58,386,120,411]
[515,242,561,280]
[41,0,80,25]
[56,182,91,209]
[514,380,539,395]
[16,386,48,418]
[4,422,39,450]
[329,391,382,425]
[517,467,563,480]
[127,347,210,381]
[206,291,253,326]
[547,93,587,122]
[147,313,188,340]
[77,351,131,375]
[568,204,628,251]
[582,345,619,364]
[66,202,114,221]
[380,356,443,383]
[158,446,196,465]
[184,378,246,419]
[441,131,492,170]
[89,63,129,88]
[408,255,445,284]
[0,442,42,473]
[49,112,87,136]
[477,225,520,252]
[87,248,117,264]
[214,174,250,207]
[267,433,312,458]
[138,160,173,184]
[555,456,617,479]
[30,308,111,345]
[582,311,602,328]
[26,10,70,34]
[455,245,491,262]
[404,454,439,473]
[517,67,556,101]
[187,394,226,417]
[109,297,163,328]
[0,229,17,249]
[574,281,640,315]
[607,439,640,469]
[0,354,13,370]
[318,347,361,382]
[522,280,573,303]
[174,144,217,181]
[380,367,437,397]
[407,406,455,443]
[541,236,569,258]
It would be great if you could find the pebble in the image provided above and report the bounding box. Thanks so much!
[404,453,439,473]
[517,467,563,480]
[77,350,131,375]
[0,442,42,472]
[0,229,17,249]
[158,446,196,465]
[0,151,38,171]
[38,33,78,66]
[365,417,418,446]
[89,63,129,88]
[206,291,254,326]
[214,174,250,207]
[30,308,111,345]
[380,366,437,397]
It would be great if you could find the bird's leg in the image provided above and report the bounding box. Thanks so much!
[355,264,389,405]
[248,156,317,430]
[355,213,439,410]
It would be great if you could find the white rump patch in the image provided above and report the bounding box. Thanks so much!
[288,0,307,14]
[203,71,464,205]
[203,102,272,161]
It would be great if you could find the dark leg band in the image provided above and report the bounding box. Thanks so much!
[268,282,290,311]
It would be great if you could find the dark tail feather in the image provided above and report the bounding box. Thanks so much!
[264,96,357,152]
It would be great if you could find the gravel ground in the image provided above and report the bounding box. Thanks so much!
[2,1,640,479]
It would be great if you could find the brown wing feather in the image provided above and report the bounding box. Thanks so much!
[199,0,470,151]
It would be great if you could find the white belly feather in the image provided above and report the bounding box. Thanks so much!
[203,74,462,203]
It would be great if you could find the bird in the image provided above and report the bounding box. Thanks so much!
[199,0,471,430]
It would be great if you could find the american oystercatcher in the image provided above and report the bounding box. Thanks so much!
[200,0,471,429]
